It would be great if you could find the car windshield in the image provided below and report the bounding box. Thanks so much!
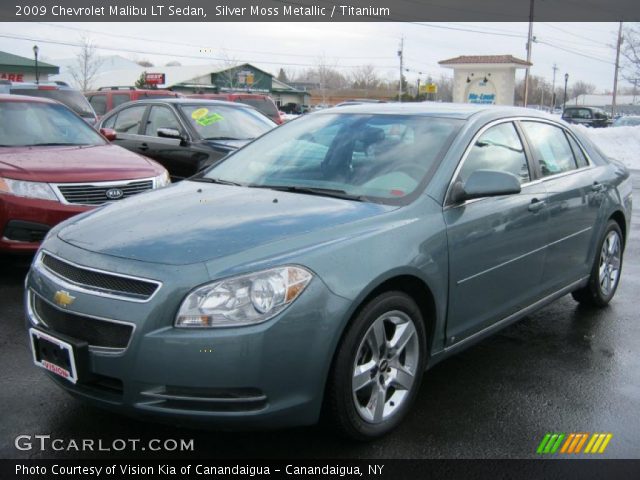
[179,104,275,140]
[614,116,640,126]
[234,98,279,117]
[0,101,106,147]
[12,88,96,118]
[202,113,463,204]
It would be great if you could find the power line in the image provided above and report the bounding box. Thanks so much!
[35,22,394,61]
[0,32,401,70]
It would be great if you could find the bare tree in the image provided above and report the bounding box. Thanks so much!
[622,24,640,83]
[215,50,243,91]
[350,64,381,91]
[570,81,596,100]
[69,37,102,91]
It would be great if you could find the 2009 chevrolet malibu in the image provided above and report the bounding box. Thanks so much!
[26,104,632,440]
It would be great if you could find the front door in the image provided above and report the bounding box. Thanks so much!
[444,121,549,344]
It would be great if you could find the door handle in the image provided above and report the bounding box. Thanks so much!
[528,198,546,213]
[591,182,605,192]
[138,143,149,152]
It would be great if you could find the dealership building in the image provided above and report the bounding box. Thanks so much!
[0,51,59,82]
[88,63,310,107]
[439,55,531,106]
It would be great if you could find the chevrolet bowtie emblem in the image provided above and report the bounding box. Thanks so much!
[53,290,76,308]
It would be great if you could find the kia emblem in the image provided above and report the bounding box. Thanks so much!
[105,188,124,200]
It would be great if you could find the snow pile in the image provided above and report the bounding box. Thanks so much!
[572,124,640,170]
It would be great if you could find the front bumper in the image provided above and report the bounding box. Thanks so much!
[0,194,88,253]
[25,244,352,429]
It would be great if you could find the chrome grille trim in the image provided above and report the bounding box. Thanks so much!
[27,289,136,355]
[36,251,162,303]
[52,177,156,206]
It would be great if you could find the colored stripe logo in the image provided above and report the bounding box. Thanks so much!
[537,433,613,454]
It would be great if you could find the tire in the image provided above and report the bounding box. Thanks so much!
[325,291,427,441]
[572,220,624,307]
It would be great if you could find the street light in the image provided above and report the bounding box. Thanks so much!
[33,45,39,84]
[563,73,569,111]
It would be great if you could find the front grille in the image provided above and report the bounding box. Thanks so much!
[41,253,159,300]
[33,294,133,350]
[56,179,153,205]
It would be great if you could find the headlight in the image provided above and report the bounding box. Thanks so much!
[175,266,313,328]
[0,177,58,201]
[154,171,171,188]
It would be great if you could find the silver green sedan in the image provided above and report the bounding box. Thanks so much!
[25,103,632,440]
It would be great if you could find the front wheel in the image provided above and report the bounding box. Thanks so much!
[325,291,427,440]
[572,220,624,307]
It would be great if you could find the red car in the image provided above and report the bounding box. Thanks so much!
[0,94,170,254]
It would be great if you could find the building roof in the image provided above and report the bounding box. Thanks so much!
[0,51,59,74]
[439,55,532,67]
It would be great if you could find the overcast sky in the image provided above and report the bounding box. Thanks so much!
[0,22,627,91]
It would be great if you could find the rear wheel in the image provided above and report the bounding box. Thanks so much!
[326,291,427,440]
[572,220,623,307]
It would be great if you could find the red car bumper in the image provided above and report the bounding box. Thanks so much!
[0,194,90,253]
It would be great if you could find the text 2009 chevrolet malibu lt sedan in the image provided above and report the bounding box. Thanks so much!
[25,104,632,440]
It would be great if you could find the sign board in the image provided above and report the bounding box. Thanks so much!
[420,83,437,94]
[466,79,496,105]
[144,73,165,85]
[1,73,24,81]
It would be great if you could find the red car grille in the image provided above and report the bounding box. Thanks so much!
[56,179,153,205]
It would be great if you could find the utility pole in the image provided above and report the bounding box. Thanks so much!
[551,63,558,111]
[612,22,623,118]
[398,37,404,103]
[523,0,535,107]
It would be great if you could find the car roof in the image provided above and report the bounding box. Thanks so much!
[316,102,560,121]
[0,93,58,104]
[120,97,254,108]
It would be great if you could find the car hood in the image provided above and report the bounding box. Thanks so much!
[0,144,162,182]
[58,181,394,265]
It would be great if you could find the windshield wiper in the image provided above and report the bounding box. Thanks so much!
[249,185,365,202]
[204,136,250,141]
[190,177,244,186]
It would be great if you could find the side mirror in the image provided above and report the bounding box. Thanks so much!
[451,170,521,203]
[157,127,183,141]
[99,128,117,141]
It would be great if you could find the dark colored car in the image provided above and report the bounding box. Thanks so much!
[187,93,283,124]
[97,98,276,180]
[562,106,611,128]
[25,103,631,439]
[0,94,169,253]
[2,81,98,125]
[85,87,183,117]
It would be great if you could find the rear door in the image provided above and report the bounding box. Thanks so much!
[108,104,148,153]
[519,120,604,292]
[444,121,549,344]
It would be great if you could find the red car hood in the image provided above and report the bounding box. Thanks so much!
[0,144,164,183]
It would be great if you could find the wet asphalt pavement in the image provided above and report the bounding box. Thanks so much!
[1,172,639,460]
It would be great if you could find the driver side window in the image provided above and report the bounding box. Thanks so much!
[459,122,530,184]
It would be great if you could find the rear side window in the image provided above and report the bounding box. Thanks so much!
[112,93,131,108]
[521,121,577,177]
[459,122,530,184]
[113,105,146,133]
[88,94,107,116]
[566,134,589,168]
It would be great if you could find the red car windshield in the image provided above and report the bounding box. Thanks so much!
[0,101,106,147]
